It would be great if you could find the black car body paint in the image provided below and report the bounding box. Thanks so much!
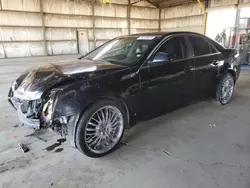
[8,32,241,147]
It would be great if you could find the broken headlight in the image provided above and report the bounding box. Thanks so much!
[14,99,43,128]
[19,99,42,118]
[41,90,61,124]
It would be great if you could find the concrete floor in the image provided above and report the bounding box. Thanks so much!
[0,55,250,188]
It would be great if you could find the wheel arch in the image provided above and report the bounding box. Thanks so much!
[217,68,236,84]
[220,59,237,82]
[78,93,130,127]
[227,69,236,82]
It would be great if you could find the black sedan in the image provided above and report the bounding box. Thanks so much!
[8,32,241,157]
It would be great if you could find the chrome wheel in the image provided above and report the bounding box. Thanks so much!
[219,75,234,104]
[84,106,124,154]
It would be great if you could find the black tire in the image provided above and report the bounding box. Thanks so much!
[216,73,235,105]
[75,99,127,158]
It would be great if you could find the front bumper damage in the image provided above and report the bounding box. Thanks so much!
[8,86,79,147]
[8,85,42,129]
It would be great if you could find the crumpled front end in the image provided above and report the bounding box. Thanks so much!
[8,79,81,148]
[8,89,45,130]
[8,69,65,128]
[8,58,124,146]
[8,82,42,128]
[8,70,80,143]
[39,90,76,136]
[12,99,42,128]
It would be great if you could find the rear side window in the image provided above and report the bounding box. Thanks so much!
[210,45,218,53]
[189,36,211,56]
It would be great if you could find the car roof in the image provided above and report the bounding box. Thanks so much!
[118,31,225,51]
[122,31,203,38]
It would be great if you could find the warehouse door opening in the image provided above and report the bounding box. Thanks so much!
[78,30,89,55]
[238,8,250,65]
[206,9,236,48]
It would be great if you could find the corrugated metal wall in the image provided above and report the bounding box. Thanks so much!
[0,0,159,58]
[1,0,250,58]
[130,1,159,34]
[0,0,44,58]
[160,2,204,33]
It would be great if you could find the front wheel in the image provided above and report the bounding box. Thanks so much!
[76,100,126,158]
[216,73,235,105]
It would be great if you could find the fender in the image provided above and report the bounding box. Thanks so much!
[216,58,238,83]
[52,80,132,120]
[51,81,132,147]
[52,82,103,119]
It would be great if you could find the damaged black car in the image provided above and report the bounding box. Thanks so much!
[8,32,241,157]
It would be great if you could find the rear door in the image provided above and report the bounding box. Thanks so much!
[188,35,221,96]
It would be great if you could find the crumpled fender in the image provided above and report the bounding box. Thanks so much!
[51,81,120,148]
[52,82,104,119]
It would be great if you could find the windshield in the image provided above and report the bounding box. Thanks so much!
[84,36,160,65]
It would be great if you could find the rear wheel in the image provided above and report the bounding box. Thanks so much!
[216,73,235,105]
[76,100,126,158]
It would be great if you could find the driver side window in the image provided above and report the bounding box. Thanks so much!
[152,37,186,63]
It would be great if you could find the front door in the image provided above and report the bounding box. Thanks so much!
[145,36,195,114]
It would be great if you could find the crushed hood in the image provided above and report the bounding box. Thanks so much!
[11,59,125,100]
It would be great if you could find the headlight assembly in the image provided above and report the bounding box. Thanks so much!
[42,90,60,123]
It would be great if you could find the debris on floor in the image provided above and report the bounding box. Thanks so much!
[18,143,29,153]
[45,143,61,151]
[45,138,66,152]
[54,148,63,153]
[12,136,29,153]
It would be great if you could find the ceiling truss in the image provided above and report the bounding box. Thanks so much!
[130,0,207,9]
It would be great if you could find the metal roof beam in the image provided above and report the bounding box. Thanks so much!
[145,0,159,8]
[159,0,196,8]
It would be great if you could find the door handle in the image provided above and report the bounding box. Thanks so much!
[148,85,156,90]
[212,60,219,66]
[184,66,194,74]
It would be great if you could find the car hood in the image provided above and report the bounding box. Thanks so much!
[11,59,125,100]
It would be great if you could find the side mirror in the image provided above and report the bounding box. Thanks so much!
[152,52,169,63]
[121,72,137,81]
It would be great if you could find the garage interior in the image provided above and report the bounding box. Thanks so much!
[1,0,250,187]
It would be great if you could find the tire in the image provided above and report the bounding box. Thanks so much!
[75,99,126,158]
[216,73,235,105]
